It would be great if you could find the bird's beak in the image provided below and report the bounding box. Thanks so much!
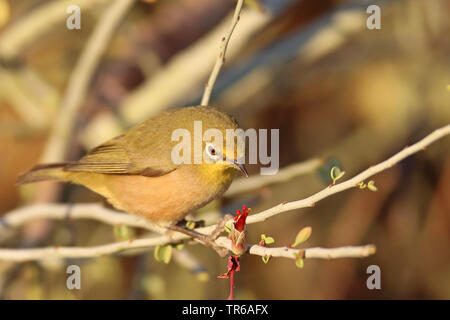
[228,159,248,177]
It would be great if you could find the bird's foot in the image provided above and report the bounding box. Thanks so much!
[167,224,228,258]
[176,218,205,230]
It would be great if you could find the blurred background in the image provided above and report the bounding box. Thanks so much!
[0,0,449,299]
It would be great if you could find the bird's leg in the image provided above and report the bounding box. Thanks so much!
[166,224,228,258]
[176,214,233,241]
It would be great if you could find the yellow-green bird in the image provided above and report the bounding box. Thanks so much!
[19,106,248,230]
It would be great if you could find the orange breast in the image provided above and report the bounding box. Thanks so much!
[67,165,233,226]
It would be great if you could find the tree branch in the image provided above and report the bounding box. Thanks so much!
[200,0,244,106]
[0,234,375,263]
[116,0,269,125]
[215,237,376,260]
[244,124,450,225]
[0,203,164,234]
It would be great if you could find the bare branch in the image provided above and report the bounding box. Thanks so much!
[200,0,244,106]
[216,238,376,260]
[244,124,450,225]
[0,203,164,234]
[116,1,269,126]
[0,234,375,262]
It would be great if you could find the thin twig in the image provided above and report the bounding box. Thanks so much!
[200,0,244,106]
[117,1,269,125]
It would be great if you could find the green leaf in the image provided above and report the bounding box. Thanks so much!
[367,180,378,192]
[154,245,172,264]
[292,226,312,247]
[295,258,304,268]
[262,255,271,264]
[259,234,275,246]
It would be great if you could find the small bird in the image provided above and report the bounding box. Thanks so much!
[19,106,248,245]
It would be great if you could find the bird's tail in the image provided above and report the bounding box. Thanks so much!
[17,163,68,185]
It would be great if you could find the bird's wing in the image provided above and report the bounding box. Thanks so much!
[64,134,177,177]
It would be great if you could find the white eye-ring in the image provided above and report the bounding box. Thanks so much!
[205,142,220,161]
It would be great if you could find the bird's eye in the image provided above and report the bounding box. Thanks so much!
[206,143,219,161]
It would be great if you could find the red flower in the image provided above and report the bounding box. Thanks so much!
[234,205,251,232]
[218,205,251,300]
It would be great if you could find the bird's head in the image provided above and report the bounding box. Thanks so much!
[186,106,248,179]
[202,139,248,177]
[162,106,248,180]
